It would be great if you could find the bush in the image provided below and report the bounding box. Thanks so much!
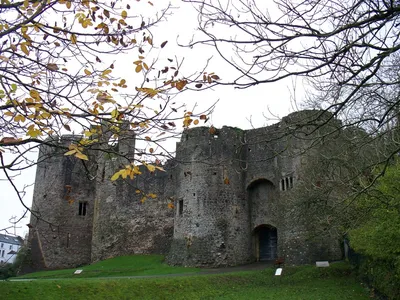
[0,263,17,280]
[355,257,400,300]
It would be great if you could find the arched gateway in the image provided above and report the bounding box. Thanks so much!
[253,225,278,261]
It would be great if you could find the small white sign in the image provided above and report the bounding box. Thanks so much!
[275,268,283,276]
[316,261,330,267]
[74,269,83,275]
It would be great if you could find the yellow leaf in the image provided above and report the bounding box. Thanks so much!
[75,152,89,160]
[4,111,14,117]
[224,177,230,185]
[29,89,40,101]
[14,115,26,123]
[70,34,77,44]
[146,164,156,172]
[147,193,157,199]
[135,189,141,194]
[194,119,199,125]
[102,69,112,76]
[111,109,119,119]
[111,171,122,181]
[20,43,29,55]
[64,149,77,156]
[168,202,174,209]
[143,62,149,70]
[136,87,158,98]
[84,69,92,75]
[121,10,127,19]
[135,64,142,73]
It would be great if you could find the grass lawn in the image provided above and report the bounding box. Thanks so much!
[1,258,369,299]
[15,255,199,279]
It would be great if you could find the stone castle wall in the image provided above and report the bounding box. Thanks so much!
[27,110,344,270]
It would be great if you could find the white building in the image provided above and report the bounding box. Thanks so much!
[0,233,23,265]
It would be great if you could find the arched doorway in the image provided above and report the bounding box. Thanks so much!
[254,225,277,261]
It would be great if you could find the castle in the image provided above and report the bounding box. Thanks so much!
[27,110,345,270]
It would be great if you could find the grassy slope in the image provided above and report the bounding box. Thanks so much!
[2,261,369,300]
[16,255,199,279]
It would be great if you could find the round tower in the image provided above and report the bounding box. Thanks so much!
[167,126,252,267]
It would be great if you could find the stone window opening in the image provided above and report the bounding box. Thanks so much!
[67,233,71,248]
[178,199,184,216]
[78,201,88,216]
[280,176,294,191]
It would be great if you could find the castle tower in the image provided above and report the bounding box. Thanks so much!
[27,136,96,270]
[167,126,252,267]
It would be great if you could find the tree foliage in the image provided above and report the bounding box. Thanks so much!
[0,0,218,229]
[350,160,400,259]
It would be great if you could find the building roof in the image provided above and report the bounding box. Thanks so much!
[0,233,23,246]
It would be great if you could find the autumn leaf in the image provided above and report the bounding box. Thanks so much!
[160,41,168,48]
[29,89,40,101]
[75,152,88,160]
[146,164,156,172]
[20,43,29,55]
[14,115,26,123]
[224,177,230,185]
[135,64,143,73]
[168,202,175,209]
[121,10,127,19]
[194,119,199,125]
[102,69,112,76]
[136,87,159,98]
[84,69,92,75]
[70,34,77,44]
[175,80,187,91]
[111,171,122,181]
[64,149,77,156]
[47,63,59,71]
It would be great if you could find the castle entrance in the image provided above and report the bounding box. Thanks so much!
[254,225,277,261]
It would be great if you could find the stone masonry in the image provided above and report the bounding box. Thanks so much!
[27,110,344,270]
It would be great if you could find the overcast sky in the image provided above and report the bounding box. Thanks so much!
[0,1,299,237]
